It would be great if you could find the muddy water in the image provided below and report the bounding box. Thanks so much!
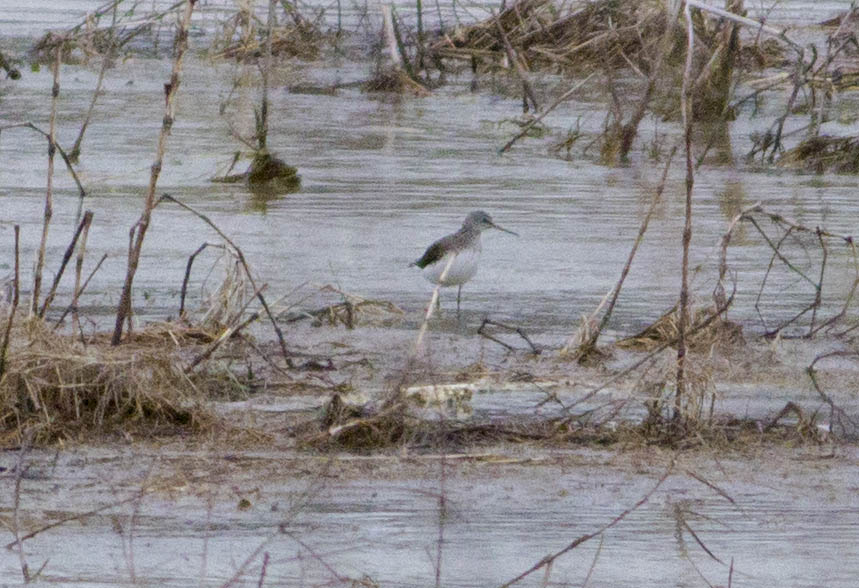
[2,2,859,587]
[1,1,858,341]
[0,445,856,587]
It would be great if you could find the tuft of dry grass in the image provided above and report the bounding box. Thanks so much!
[0,319,233,445]
[431,0,674,73]
[617,304,743,352]
[778,135,859,174]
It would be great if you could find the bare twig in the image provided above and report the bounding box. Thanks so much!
[184,285,266,374]
[478,318,540,354]
[10,433,34,583]
[499,462,674,587]
[571,145,677,358]
[39,210,94,318]
[179,242,226,318]
[581,533,603,588]
[256,552,269,588]
[717,204,858,338]
[70,212,93,333]
[6,484,155,550]
[499,72,594,153]
[52,253,107,331]
[159,193,292,362]
[69,1,119,162]
[807,351,859,436]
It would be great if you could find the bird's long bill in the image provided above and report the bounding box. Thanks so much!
[490,222,519,237]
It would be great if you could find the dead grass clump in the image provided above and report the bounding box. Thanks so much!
[777,135,859,174]
[32,1,189,62]
[279,284,404,329]
[625,414,826,449]
[218,23,323,61]
[0,322,222,445]
[214,2,324,62]
[306,299,404,329]
[617,305,743,352]
[307,395,407,450]
[432,0,672,72]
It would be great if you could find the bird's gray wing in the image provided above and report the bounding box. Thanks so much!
[413,234,457,268]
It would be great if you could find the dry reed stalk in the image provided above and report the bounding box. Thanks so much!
[39,210,94,318]
[34,0,187,61]
[570,144,677,359]
[259,0,276,151]
[389,5,420,83]
[69,1,118,163]
[675,1,695,423]
[71,214,93,333]
[31,43,62,317]
[686,0,802,55]
[382,4,402,68]
[112,0,196,345]
[52,252,107,331]
[0,225,20,380]
[179,242,226,318]
[416,0,425,71]
[614,8,677,161]
[493,14,539,112]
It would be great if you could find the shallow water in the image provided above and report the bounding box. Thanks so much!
[0,446,857,587]
[1,1,859,343]
[1,2,859,586]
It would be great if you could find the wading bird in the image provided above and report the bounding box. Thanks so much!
[412,210,518,311]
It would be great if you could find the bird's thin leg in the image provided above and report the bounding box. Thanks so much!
[435,292,441,311]
[457,285,462,313]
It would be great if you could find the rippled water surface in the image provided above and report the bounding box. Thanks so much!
[1,0,858,340]
[1,1,858,586]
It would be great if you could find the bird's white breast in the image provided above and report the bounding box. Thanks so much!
[422,243,481,286]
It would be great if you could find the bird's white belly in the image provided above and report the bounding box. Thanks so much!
[422,247,481,286]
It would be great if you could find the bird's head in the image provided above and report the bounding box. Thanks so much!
[464,210,518,236]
